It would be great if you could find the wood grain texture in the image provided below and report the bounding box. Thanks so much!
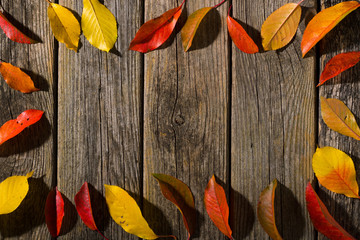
[57,0,142,239]
[143,0,229,239]
[0,0,54,239]
[231,0,316,239]
[318,0,360,239]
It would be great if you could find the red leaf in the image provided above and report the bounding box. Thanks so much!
[318,51,360,86]
[204,175,232,239]
[75,182,108,239]
[0,62,39,93]
[45,187,64,237]
[0,11,37,44]
[129,0,185,53]
[306,183,356,240]
[227,10,258,54]
[153,173,196,239]
[0,109,44,145]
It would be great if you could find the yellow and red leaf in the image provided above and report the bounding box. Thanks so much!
[204,175,232,239]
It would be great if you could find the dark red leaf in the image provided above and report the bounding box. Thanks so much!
[129,0,184,53]
[0,109,44,145]
[45,187,64,237]
[204,175,232,239]
[0,11,37,44]
[306,183,356,240]
[75,182,108,239]
[227,7,258,54]
[318,51,360,86]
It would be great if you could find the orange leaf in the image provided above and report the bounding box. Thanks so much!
[0,11,37,44]
[204,175,232,239]
[129,1,184,53]
[181,7,213,51]
[261,1,302,51]
[306,183,356,240]
[153,173,196,239]
[301,1,360,57]
[318,51,360,86]
[0,109,44,145]
[320,97,360,140]
[313,147,359,198]
[0,62,39,93]
[257,179,282,240]
[227,10,258,54]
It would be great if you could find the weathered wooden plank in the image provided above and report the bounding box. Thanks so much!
[318,0,360,239]
[143,0,229,239]
[57,0,142,239]
[0,0,54,239]
[231,0,316,239]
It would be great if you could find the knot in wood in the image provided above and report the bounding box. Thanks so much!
[174,114,185,126]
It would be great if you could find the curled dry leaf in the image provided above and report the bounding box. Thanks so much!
[306,183,356,240]
[0,109,44,145]
[47,2,81,52]
[318,51,360,86]
[105,184,175,239]
[301,1,360,57]
[0,171,33,215]
[227,8,258,54]
[75,182,108,239]
[0,11,37,44]
[320,97,360,140]
[204,175,232,239]
[257,179,283,240]
[313,147,359,198]
[261,0,303,51]
[82,0,117,52]
[181,7,213,52]
[153,173,196,239]
[0,62,39,93]
[129,0,185,53]
[45,187,65,237]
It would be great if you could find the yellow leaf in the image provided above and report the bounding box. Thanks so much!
[104,184,158,239]
[81,0,117,52]
[47,3,81,52]
[320,97,360,140]
[261,2,302,51]
[0,171,33,215]
[313,147,359,198]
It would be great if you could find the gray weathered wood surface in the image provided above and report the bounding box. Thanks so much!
[0,0,358,239]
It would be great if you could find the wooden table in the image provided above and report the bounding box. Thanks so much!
[0,0,358,239]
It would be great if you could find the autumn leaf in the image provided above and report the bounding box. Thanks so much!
[204,175,232,239]
[306,183,356,240]
[0,171,33,215]
[75,182,108,239]
[129,0,185,53]
[0,11,37,44]
[105,184,174,239]
[81,0,117,52]
[47,2,81,52]
[153,173,196,239]
[301,1,360,57]
[320,97,360,140]
[257,179,283,240]
[0,62,39,93]
[227,7,258,54]
[261,0,303,51]
[312,147,359,198]
[45,187,64,237]
[318,51,360,86]
[181,7,213,51]
[0,109,44,145]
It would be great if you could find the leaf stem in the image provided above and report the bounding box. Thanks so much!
[45,0,52,4]
[180,0,186,6]
[96,230,109,240]
[228,5,232,16]
[213,0,226,9]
